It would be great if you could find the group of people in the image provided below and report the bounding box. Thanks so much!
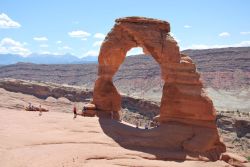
[135,119,159,129]
[27,103,43,116]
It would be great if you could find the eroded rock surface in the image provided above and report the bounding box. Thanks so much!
[92,16,226,160]
[0,82,248,166]
[0,78,92,102]
[0,106,236,167]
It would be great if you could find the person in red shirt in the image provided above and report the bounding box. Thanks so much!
[73,104,77,119]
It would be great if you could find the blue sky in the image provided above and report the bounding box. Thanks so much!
[0,0,250,58]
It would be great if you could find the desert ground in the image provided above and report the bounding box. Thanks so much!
[1,88,248,167]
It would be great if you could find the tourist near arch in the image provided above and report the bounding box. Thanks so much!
[92,17,226,160]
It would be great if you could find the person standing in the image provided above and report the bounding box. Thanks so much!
[136,119,139,128]
[73,104,77,119]
[82,106,86,116]
[39,104,42,116]
[28,103,32,109]
[145,123,149,129]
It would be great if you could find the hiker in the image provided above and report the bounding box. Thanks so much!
[149,121,154,128]
[39,104,42,116]
[27,102,34,111]
[82,106,86,116]
[236,109,242,117]
[73,104,77,119]
[136,121,139,128]
[155,121,160,127]
[28,103,32,108]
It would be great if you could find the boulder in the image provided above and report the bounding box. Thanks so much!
[83,110,96,117]
[84,103,96,110]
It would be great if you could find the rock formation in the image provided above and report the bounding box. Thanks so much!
[93,16,226,160]
[0,78,92,102]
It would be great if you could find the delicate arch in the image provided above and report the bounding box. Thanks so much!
[93,16,215,124]
[92,16,225,158]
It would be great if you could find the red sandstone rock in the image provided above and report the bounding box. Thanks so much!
[84,103,96,110]
[92,16,226,160]
[93,77,121,112]
[82,110,96,117]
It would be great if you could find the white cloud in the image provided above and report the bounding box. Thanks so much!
[56,40,62,44]
[39,51,60,55]
[33,36,48,41]
[182,41,250,50]
[62,46,72,50]
[68,30,91,38]
[58,46,72,50]
[240,31,250,35]
[235,41,250,47]
[219,32,230,37]
[0,37,31,56]
[94,33,105,39]
[93,40,103,47]
[81,38,87,41]
[184,25,192,28]
[39,44,48,48]
[83,50,99,57]
[126,47,144,56]
[0,13,21,29]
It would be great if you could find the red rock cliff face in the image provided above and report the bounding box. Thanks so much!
[92,17,226,159]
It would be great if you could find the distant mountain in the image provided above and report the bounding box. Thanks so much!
[0,54,24,65]
[182,47,250,72]
[74,56,98,64]
[0,46,249,90]
[0,53,98,65]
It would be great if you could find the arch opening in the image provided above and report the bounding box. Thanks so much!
[126,47,144,57]
[113,46,163,128]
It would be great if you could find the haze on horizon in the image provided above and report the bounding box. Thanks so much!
[0,0,250,59]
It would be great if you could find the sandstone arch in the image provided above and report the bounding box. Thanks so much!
[92,17,226,159]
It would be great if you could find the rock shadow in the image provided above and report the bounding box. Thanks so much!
[98,115,205,161]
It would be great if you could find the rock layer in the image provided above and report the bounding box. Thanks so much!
[92,16,226,159]
[0,78,92,102]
